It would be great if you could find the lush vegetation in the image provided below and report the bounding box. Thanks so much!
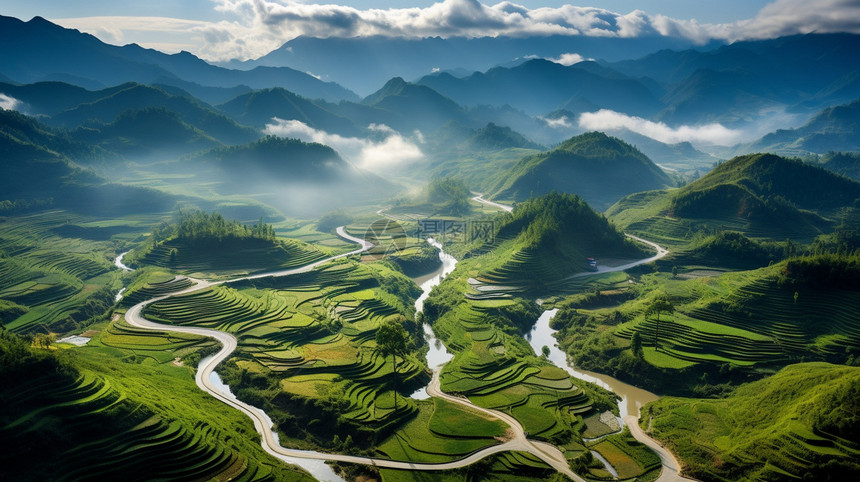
[0,210,134,333]
[489,132,672,210]
[427,177,471,216]
[641,363,860,481]
[822,151,860,181]
[461,191,648,292]
[0,328,310,481]
[145,259,429,450]
[416,192,660,476]
[608,153,860,248]
[553,252,860,395]
[124,211,329,277]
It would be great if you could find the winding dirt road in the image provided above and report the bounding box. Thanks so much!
[122,227,582,479]
[472,193,514,213]
[623,416,692,481]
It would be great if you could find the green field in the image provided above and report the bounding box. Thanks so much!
[0,328,311,481]
[549,251,860,395]
[641,363,860,481]
[0,210,147,333]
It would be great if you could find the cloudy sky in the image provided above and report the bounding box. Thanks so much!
[3,0,859,61]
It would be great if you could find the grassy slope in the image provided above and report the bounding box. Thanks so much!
[0,210,155,333]
[419,193,665,478]
[0,329,311,481]
[553,254,860,395]
[641,363,860,481]
[489,132,672,211]
[607,153,860,249]
[466,191,649,291]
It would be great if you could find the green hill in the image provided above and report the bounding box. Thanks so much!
[125,211,328,277]
[217,87,359,135]
[641,363,860,481]
[608,153,860,246]
[469,191,649,291]
[466,122,543,151]
[187,135,394,213]
[821,151,860,181]
[72,107,220,157]
[489,132,673,211]
[50,83,257,145]
[747,98,860,155]
[552,252,860,396]
[0,328,309,481]
[0,109,175,217]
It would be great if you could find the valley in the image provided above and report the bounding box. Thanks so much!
[2,4,859,482]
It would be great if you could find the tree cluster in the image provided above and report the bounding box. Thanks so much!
[153,211,275,246]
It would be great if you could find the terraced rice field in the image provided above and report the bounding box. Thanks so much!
[0,345,302,481]
[143,260,426,429]
[376,398,507,463]
[585,428,661,480]
[610,273,860,368]
[0,211,129,332]
[427,276,610,455]
[101,319,217,363]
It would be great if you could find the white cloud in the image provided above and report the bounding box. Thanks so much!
[0,94,21,111]
[728,0,860,40]
[54,16,209,53]
[548,52,591,66]
[264,118,424,171]
[53,1,860,62]
[578,109,743,146]
[541,115,573,129]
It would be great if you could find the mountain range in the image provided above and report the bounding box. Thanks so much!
[225,34,710,96]
[0,15,356,103]
[745,98,860,155]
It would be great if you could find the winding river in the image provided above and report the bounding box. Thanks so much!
[410,238,456,400]
[526,309,659,421]
[118,228,581,481]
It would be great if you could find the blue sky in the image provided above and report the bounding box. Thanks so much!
[2,0,857,61]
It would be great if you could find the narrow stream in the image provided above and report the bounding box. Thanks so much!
[194,237,457,480]
[114,251,133,271]
[114,250,133,302]
[410,238,457,400]
[525,309,659,420]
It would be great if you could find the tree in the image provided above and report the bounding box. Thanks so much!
[646,296,674,353]
[542,345,551,358]
[375,320,409,410]
[631,332,643,358]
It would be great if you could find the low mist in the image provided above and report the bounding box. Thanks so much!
[264,118,425,173]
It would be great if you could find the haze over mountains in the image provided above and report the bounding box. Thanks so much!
[1,13,858,165]
[2,4,860,482]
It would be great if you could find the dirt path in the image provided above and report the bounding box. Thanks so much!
[123,227,582,479]
[623,415,695,481]
[471,193,514,213]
